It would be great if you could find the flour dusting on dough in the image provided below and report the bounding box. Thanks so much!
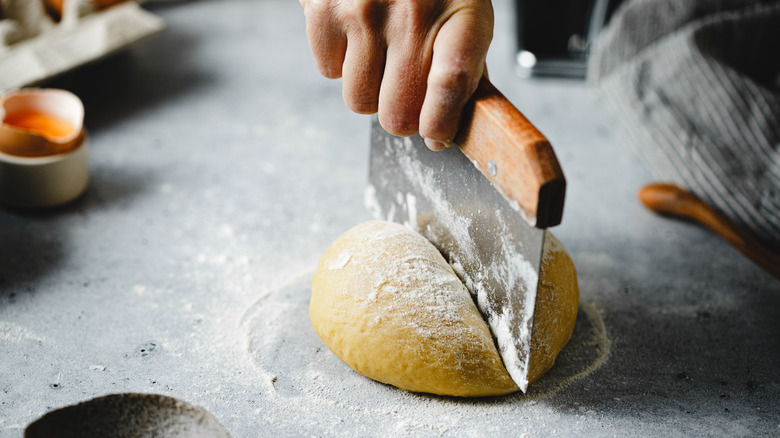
[378,135,541,391]
[345,222,474,339]
[329,252,352,270]
[316,220,510,388]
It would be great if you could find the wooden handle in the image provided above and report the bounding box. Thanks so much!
[639,183,780,280]
[455,77,566,228]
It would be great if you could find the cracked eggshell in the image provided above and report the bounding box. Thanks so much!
[0,88,88,208]
[0,88,84,157]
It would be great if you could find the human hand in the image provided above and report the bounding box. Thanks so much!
[300,0,494,150]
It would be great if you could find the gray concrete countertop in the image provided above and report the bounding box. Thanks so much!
[1,0,778,436]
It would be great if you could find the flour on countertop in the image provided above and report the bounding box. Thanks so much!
[0,321,45,344]
[242,272,610,433]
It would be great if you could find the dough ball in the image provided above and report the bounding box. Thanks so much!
[310,221,516,396]
[528,230,579,385]
[310,220,578,397]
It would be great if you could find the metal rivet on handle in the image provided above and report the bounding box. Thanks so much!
[488,160,497,176]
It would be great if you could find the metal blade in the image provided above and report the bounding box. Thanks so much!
[366,117,545,392]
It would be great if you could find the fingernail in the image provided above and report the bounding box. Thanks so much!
[424,138,448,151]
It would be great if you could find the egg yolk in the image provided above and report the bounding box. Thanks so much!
[3,110,76,139]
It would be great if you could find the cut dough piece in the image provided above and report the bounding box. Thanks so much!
[310,220,578,397]
[529,227,579,386]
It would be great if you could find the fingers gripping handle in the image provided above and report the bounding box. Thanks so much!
[454,77,566,228]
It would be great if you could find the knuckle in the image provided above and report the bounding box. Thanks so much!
[393,0,428,30]
[352,0,375,17]
[342,0,387,27]
[304,0,330,17]
[428,66,475,95]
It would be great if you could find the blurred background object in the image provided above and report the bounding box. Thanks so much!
[0,0,164,92]
[43,0,127,21]
[515,0,624,78]
[589,0,780,252]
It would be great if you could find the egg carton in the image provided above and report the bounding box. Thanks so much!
[0,0,164,92]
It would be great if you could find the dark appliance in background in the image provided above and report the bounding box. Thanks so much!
[515,0,624,78]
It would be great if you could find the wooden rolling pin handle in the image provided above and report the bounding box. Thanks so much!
[639,183,780,280]
[455,77,566,228]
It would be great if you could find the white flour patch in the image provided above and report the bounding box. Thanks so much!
[404,193,419,231]
[0,322,44,344]
[328,252,352,270]
[364,185,382,219]
[242,274,611,434]
[133,285,149,296]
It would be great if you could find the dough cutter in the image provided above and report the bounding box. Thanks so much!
[366,77,566,392]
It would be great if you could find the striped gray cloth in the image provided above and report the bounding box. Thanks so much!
[588,0,780,251]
